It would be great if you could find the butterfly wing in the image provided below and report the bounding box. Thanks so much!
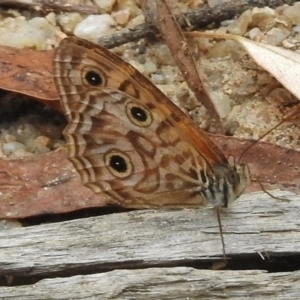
[53,37,249,208]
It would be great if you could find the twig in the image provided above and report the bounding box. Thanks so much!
[0,0,98,14]
[149,0,222,125]
[97,0,296,49]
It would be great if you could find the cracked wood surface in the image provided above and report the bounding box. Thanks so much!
[0,190,299,298]
[1,267,299,299]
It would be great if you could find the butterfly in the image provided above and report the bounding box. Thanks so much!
[52,36,250,210]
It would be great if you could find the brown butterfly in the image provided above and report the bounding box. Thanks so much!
[52,37,250,210]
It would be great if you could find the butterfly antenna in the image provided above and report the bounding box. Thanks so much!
[238,111,296,201]
[257,180,290,202]
[238,103,300,164]
[238,119,285,164]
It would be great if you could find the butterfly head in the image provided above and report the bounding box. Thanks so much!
[224,161,250,207]
[202,159,250,208]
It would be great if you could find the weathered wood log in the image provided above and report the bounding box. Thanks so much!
[0,267,299,299]
[0,190,299,275]
[0,190,299,299]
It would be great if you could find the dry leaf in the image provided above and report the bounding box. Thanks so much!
[0,136,299,219]
[187,31,300,101]
[234,36,300,101]
[0,45,61,110]
[0,151,109,219]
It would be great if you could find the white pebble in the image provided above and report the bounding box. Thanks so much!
[0,16,58,50]
[207,0,228,7]
[10,148,31,158]
[112,9,131,25]
[265,27,290,45]
[56,13,83,34]
[248,27,262,40]
[94,0,117,13]
[282,2,300,25]
[151,73,167,85]
[74,15,116,42]
[2,142,25,156]
[227,9,252,36]
[292,25,300,34]
[210,91,231,118]
[45,12,56,26]
[144,61,157,75]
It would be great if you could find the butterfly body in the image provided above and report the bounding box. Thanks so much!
[53,37,250,209]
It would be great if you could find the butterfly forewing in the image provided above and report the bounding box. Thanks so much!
[53,37,250,208]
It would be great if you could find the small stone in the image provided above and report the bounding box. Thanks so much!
[211,91,231,118]
[225,121,240,136]
[268,87,293,104]
[282,39,298,49]
[112,9,131,25]
[127,14,144,27]
[252,7,276,32]
[74,15,116,42]
[45,12,56,26]
[16,123,39,145]
[117,0,141,19]
[206,40,244,60]
[282,2,300,25]
[207,0,231,7]
[150,45,175,66]
[275,14,292,29]
[144,61,157,75]
[94,0,117,13]
[151,73,168,85]
[292,25,300,34]
[4,134,16,143]
[0,16,58,49]
[247,27,263,41]
[2,141,25,156]
[56,13,83,34]
[10,148,31,158]
[220,20,234,27]
[227,9,252,36]
[34,144,50,154]
[264,27,290,45]
[34,136,51,148]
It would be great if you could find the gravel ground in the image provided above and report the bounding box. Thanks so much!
[1,1,300,158]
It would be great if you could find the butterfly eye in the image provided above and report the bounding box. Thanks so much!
[226,168,240,186]
[126,102,153,127]
[131,106,147,122]
[84,70,103,86]
[104,151,133,178]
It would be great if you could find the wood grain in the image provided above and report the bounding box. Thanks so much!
[1,267,299,299]
[0,190,299,299]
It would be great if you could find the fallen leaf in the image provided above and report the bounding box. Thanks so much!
[211,135,300,193]
[0,150,109,219]
[234,36,300,101]
[0,136,299,219]
[187,31,300,101]
[0,45,60,110]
